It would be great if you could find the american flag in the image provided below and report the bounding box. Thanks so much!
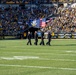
[40,18,46,28]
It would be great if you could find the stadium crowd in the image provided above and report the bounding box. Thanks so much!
[0,0,53,4]
[0,3,76,38]
[45,6,76,34]
[0,5,57,36]
[0,0,76,4]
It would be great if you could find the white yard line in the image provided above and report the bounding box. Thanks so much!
[0,56,76,62]
[2,52,76,56]
[0,56,39,60]
[39,58,76,62]
[66,51,76,53]
[0,64,76,71]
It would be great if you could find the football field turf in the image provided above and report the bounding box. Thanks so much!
[0,39,76,75]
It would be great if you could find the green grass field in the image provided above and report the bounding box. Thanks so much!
[0,39,76,75]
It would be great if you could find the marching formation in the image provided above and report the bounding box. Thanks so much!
[27,30,52,46]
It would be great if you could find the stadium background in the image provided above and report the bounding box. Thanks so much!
[0,0,76,39]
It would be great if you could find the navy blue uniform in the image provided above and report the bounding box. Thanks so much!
[27,32,32,45]
[40,31,45,45]
[34,32,38,45]
[46,32,52,46]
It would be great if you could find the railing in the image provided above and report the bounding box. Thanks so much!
[44,33,76,39]
[0,33,76,39]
